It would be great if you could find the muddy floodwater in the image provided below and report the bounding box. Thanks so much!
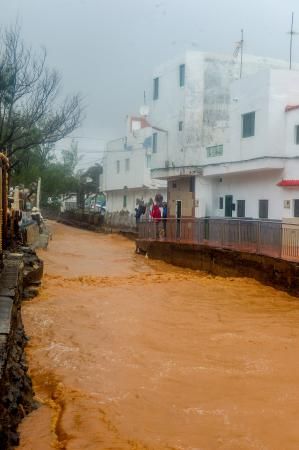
[18,222,299,450]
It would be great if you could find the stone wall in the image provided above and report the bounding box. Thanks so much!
[136,239,299,295]
[0,254,35,449]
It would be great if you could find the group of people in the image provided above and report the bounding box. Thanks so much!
[135,201,167,224]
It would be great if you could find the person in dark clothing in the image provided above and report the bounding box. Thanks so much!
[135,202,146,224]
[162,202,167,237]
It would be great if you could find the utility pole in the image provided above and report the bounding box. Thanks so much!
[240,29,244,79]
[233,29,244,78]
[288,12,299,70]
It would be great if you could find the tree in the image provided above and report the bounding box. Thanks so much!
[12,142,80,206]
[0,24,83,161]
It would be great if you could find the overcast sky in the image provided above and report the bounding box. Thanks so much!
[1,0,299,167]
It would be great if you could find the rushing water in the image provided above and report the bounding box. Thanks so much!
[18,222,299,450]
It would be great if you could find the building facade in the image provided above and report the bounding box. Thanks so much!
[200,69,299,221]
[148,51,295,219]
[100,116,167,228]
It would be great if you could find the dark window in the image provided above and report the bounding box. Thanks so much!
[242,112,255,138]
[153,77,159,100]
[116,160,120,173]
[259,199,269,219]
[152,132,158,153]
[295,125,299,144]
[219,197,224,209]
[123,195,127,208]
[172,181,177,188]
[294,199,299,217]
[189,176,195,193]
[178,121,183,131]
[179,64,185,87]
[225,195,233,217]
[237,200,245,218]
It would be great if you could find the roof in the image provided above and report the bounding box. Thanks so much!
[285,105,299,112]
[277,179,299,187]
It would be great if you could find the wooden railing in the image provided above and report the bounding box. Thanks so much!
[138,218,299,262]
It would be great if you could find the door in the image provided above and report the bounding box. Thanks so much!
[225,195,233,217]
[176,200,182,239]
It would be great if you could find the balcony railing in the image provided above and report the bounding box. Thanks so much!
[138,217,299,262]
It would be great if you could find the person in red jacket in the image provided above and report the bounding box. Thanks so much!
[151,203,161,222]
[151,203,161,238]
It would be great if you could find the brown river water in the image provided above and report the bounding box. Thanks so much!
[18,222,299,450]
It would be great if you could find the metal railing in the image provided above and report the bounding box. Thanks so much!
[138,217,299,262]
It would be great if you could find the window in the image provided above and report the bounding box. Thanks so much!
[172,181,177,188]
[242,112,255,138]
[178,121,183,131]
[152,132,158,153]
[116,160,120,173]
[295,125,299,144]
[146,154,151,168]
[125,158,130,171]
[219,197,224,210]
[123,195,127,208]
[206,145,223,157]
[294,199,299,217]
[259,199,269,219]
[237,200,245,218]
[179,64,185,87]
[189,176,195,193]
[153,77,159,100]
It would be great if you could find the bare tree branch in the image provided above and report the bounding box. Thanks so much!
[0,23,83,162]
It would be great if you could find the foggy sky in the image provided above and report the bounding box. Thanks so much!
[1,0,299,167]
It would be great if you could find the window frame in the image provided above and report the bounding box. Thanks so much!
[179,64,185,87]
[152,132,158,153]
[242,111,255,138]
[153,77,159,100]
[259,199,269,219]
[237,199,246,218]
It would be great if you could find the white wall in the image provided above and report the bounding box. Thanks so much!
[106,188,167,214]
[198,159,299,220]
[149,51,292,176]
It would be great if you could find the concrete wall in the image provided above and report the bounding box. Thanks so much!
[199,161,299,220]
[149,51,292,176]
[105,187,167,215]
[167,177,195,218]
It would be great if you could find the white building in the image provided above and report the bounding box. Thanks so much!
[100,116,167,227]
[148,50,295,218]
[199,69,299,221]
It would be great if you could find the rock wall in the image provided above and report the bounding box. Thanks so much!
[136,239,299,295]
[0,254,36,449]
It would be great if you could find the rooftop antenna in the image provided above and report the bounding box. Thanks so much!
[233,29,244,78]
[288,12,299,70]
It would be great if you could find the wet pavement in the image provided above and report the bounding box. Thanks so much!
[18,222,299,450]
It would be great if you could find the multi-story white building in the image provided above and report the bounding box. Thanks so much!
[199,69,299,221]
[100,116,167,227]
[148,50,294,218]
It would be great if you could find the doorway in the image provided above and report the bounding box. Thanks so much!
[225,195,233,217]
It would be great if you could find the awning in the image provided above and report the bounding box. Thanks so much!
[277,179,299,187]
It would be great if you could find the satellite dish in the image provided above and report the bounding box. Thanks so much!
[139,105,150,117]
